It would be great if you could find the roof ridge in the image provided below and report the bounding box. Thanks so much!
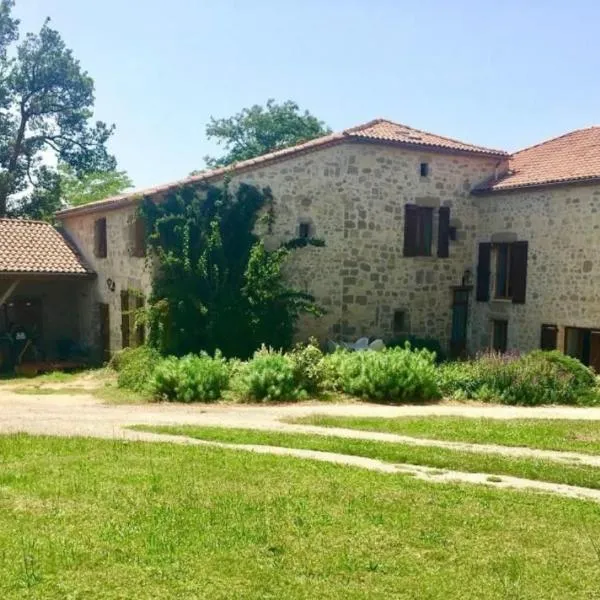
[511,125,600,157]
[0,217,53,225]
[350,118,506,154]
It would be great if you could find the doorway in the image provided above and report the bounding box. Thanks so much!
[565,327,600,372]
[450,287,470,357]
[98,303,110,363]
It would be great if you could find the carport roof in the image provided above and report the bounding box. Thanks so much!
[0,218,94,276]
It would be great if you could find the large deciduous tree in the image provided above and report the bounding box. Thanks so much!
[202,99,331,169]
[0,1,116,216]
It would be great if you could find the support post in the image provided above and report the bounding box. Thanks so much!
[0,280,20,306]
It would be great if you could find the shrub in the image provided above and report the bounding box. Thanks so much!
[111,345,161,394]
[151,352,230,402]
[237,347,300,402]
[387,335,446,362]
[438,350,599,406]
[288,338,327,394]
[323,345,440,402]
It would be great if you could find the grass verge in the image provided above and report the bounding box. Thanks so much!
[133,425,600,491]
[287,415,600,455]
[2,434,600,599]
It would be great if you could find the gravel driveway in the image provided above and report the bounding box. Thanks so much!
[5,388,600,502]
[4,388,600,441]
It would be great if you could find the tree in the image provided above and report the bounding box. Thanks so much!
[58,164,132,207]
[0,2,116,216]
[141,182,322,357]
[8,164,132,220]
[203,99,331,169]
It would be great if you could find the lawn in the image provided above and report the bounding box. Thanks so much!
[2,435,600,599]
[287,415,600,455]
[134,425,600,492]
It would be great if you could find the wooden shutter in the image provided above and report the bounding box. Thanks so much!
[476,242,491,302]
[590,331,600,373]
[120,290,130,349]
[131,217,146,258]
[540,324,557,351]
[94,218,107,258]
[510,241,529,304]
[403,204,419,257]
[134,295,145,346]
[437,206,450,258]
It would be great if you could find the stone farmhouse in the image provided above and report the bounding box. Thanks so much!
[2,118,600,369]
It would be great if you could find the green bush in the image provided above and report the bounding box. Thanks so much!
[438,350,599,406]
[387,335,446,362]
[323,345,440,402]
[237,347,300,402]
[111,345,161,394]
[151,352,230,402]
[288,338,327,394]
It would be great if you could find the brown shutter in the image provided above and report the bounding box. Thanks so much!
[121,290,130,348]
[540,324,557,350]
[131,217,146,258]
[135,295,145,346]
[510,241,528,304]
[476,242,491,302]
[437,206,450,258]
[403,204,418,257]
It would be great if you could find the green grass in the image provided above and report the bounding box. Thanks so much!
[134,425,600,492]
[287,415,600,455]
[2,434,600,598]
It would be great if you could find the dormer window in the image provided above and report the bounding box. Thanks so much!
[420,162,429,177]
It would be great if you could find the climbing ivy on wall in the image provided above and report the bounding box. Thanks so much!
[140,182,323,358]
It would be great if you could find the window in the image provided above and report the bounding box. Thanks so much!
[393,310,406,334]
[495,243,512,299]
[477,241,528,304]
[129,217,146,258]
[492,319,508,353]
[403,205,433,257]
[94,218,107,258]
[420,162,429,177]
[298,222,311,239]
[540,324,558,351]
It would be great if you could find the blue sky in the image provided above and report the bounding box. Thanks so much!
[16,1,600,190]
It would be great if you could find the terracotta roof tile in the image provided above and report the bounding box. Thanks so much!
[482,126,600,192]
[56,118,507,218]
[0,218,93,275]
[345,119,507,156]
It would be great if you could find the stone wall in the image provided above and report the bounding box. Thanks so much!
[227,142,500,346]
[472,183,600,353]
[61,141,500,355]
[61,205,151,357]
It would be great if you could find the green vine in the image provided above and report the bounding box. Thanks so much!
[139,182,323,358]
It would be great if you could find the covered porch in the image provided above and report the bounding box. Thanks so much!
[0,218,96,373]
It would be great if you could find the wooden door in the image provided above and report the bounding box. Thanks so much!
[450,288,470,358]
[98,303,110,363]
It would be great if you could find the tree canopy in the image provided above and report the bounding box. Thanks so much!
[0,1,118,216]
[202,99,331,169]
[141,182,322,357]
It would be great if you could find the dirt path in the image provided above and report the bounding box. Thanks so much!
[4,387,600,502]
